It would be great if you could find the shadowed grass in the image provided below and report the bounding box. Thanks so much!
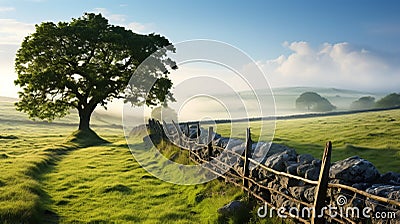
[65,129,110,147]
[0,100,124,223]
[41,137,243,223]
[2,97,399,223]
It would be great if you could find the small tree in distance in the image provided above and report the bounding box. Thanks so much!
[350,96,375,110]
[375,93,400,108]
[14,13,176,140]
[295,92,336,112]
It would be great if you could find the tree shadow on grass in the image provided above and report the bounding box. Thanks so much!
[65,129,110,147]
[36,140,111,223]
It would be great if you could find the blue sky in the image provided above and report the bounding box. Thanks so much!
[1,0,400,97]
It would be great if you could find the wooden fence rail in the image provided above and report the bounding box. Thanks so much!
[148,119,400,224]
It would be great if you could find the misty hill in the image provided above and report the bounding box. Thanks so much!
[0,96,18,102]
[271,87,376,97]
[237,86,376,97]
[0,87,387,122]
[0,100,122,129]
[235,87,384,115]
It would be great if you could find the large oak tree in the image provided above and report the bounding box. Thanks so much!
[14,13,176,131]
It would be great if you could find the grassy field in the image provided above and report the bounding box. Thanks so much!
[216,109,400,173]
[0,100,244,223]
[40,138,244,223]
[1,98,400,223]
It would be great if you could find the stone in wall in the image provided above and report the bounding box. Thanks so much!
[264,148,297,172]
[329,156,381,184]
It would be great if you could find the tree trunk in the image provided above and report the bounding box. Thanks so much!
[78,108,93,131]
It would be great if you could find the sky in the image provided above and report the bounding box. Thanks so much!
[1,0,400,98]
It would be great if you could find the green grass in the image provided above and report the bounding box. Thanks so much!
[216,109,400,173]
[0,104,126,223]
[0,101,243,223]
[39,135,241,223]
[1,98,400,223]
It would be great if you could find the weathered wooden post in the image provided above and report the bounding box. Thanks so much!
[171,120,182,147]
[312,141,332,224]
[162,120,170,136]
[156,120,165,140]
[148,119,155,135]
[196,122,201,141]
[185,123,191,159]
[186,123,190,137]
[243,128,252,192]
[207,126,214,160]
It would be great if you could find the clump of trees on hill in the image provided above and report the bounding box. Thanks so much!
[350,96,376,110]
[375,93,400,108]
[350,93,400,110]
[295,92,336,112]
[295,91,400,112]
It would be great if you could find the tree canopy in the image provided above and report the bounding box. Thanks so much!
[350,96,375,110]
[375,93,400,108]
[14,13,176,131]
[295,92,336,112]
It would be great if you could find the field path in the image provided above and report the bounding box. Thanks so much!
[39,139,233,223]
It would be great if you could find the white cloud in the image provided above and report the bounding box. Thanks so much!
[0,7,15,12]
[93,8,126,23]
[0,44,20,97]
[126,22,155,33]
[91,8,154,34]
[253,41,400,92]
[0,19,33,97]
[0,19,35,45]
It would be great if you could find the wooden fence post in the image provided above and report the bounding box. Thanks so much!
[186,123,190,137]
[196,122,201,141]
[186,123,191,159]
[156,120,165,140]
[243,128,252,192]
[171,120,182,147]
[207,126,214,160]
[148,119,155,135]
[312,141,332,224]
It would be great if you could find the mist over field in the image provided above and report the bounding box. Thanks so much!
[158,87,384,122]
[1,86,385,126]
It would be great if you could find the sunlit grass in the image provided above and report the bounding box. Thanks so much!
[0,98,242,223]
[41,137,242,223]
[1,98,399,223]
[216,109,400,173]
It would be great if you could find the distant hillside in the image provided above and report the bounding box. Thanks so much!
[0,100,123,128]
[270,87,376,97]
[0,96,18,102]
[0,86,388,120]
[235,87,384,115]
[236,86,376,97]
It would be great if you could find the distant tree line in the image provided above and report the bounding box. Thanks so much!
[351,93,400,110]
[295,92,400,112]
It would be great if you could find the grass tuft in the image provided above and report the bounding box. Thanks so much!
[65,129,109,147]
[0,153,9,159]
[0,135,18,139]
[101,184,132,194]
